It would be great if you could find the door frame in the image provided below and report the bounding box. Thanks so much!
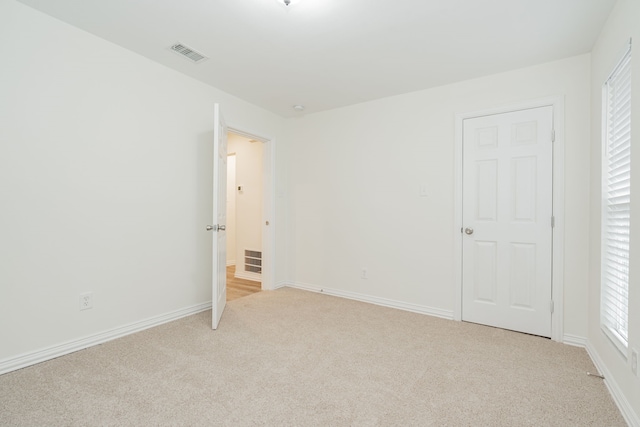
[227,125,276,291]
[453,96,565,342]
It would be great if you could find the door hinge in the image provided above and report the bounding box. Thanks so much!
[550,300,555,314]
[551,129,556,143]
[551,216,555,228]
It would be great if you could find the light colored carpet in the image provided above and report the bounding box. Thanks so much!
[0,288,626,426]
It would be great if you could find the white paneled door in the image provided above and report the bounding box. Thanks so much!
[462,106,553,337]
[211,104,228,330]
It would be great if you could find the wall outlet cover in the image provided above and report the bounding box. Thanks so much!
[79,292,93,311]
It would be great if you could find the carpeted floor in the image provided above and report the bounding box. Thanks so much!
[0,288,626,426]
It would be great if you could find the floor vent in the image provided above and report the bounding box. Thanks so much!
[244,249,262,274]
[169,43,208,63]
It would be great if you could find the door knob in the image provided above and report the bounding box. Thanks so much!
[206,225,215,231]
[465,227,474,235]
[218,225,226,231]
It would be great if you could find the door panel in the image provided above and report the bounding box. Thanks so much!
[511,157,537,221]
[509,242,536,309]
[474,241,497,304]
[462,106,553,337]
[476,160,498,221]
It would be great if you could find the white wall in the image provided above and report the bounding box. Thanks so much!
[284,54,591,337]
[588,0,640,423]
[226,154,237,265]
[0,0,283,367]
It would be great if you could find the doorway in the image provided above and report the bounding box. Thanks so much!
[453,98,566,341]
[226,132,264,301]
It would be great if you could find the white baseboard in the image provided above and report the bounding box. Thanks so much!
[226,260,236,267]
[563,334,587,347]
[0,302,212,376]
[273,281,288,290]
[234,270,262,282]
[586,342,640,427]
[285,281,454,320]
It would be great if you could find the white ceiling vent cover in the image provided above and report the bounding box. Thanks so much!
[169,43,208,63]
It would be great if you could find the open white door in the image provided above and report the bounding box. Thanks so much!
[210,103,227,329]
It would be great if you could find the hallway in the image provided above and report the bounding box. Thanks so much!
[226,265,261,301]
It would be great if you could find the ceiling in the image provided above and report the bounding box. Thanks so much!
[19,0,616,117]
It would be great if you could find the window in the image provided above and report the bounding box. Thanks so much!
[601,40,632,353]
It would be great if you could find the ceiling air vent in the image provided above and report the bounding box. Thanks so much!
[169,43,208,63]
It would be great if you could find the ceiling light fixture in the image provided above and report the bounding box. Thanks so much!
[277,0,300,7]
[293,105,305,112]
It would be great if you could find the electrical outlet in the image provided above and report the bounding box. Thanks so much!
[632,349,638,376]
[79,292,93,311]
[361,268,368,279]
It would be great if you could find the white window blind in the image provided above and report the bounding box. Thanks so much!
[601,41,632,352]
